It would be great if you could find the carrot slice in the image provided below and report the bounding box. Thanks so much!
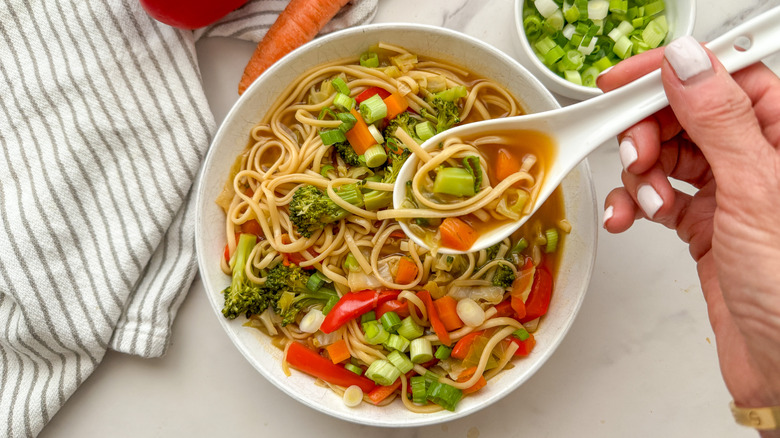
[450,331,484,360]
[238,0,352,94]
[439,217,478,251]
[345,108,377,154]
[395,257,418,285]
[495,148,520,182]
[457,367,487,394]
[325,339,351,364]
[241,219,263,237]
[383,92,409,120]
[433,296,463,332]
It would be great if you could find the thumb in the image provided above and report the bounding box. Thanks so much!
[661,36,773,188]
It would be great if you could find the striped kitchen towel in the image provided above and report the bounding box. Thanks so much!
[0,0,376,436]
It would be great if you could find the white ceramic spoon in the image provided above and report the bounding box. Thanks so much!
[393,6,780,254]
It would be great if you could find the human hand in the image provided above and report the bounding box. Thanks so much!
[598,36,780,426]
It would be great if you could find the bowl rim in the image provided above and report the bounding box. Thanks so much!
[195,22,599,427]
[512,0,697,100]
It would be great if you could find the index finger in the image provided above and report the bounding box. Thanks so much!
[596,47,665,92]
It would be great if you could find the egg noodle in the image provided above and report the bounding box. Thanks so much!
[217,43,566,412]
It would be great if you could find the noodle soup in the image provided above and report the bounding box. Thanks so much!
[216,43,568,413]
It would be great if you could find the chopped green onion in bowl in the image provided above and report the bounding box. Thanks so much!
[522,0,669,88]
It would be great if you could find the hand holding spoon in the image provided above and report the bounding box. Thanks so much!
[392,6,780,254]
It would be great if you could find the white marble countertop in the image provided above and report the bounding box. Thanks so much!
[41,1,779,437]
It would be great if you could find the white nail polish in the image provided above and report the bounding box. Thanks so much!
[664,36,713,82]
[619,138,638,171]
[603,206,614,227]
[637,185,663,219]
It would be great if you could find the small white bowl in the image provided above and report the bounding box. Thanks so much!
[513,0,696,100]
[196,23,598,427]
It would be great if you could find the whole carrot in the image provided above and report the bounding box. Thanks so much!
[238,0,352,94]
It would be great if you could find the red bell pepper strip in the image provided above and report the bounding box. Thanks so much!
[417,290,451,346]
[510,333,536,356]
[493,300,516,319]
[319,290,401,333]
[355,86,391,104]
[376,299,409,320]
[520,268,553,323]
[450,330,485,360]
[286,342,376,393]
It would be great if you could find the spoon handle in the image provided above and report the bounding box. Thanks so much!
[559,5,780,164]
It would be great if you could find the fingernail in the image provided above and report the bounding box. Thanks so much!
[619,137,638,171]
[603,205,614,228]
[664,36,713,82]
[637,185,663,219]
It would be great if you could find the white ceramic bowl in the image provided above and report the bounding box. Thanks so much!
[195,23,598,427]
[513,0,696,100]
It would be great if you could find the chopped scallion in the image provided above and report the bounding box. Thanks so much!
[336,112,357,132]
[365,359,401,386]
[359,51,379,68]
[410,376,427,404]
[386,350,414,373]
[513,327,531,341]
[544,228,559,253]
[380,311,402,333]
[384,333,410,352]
[415,121,436,141]
[331,77,350,95]
[363,144,387,168]
[344,253,361,273]
[361,310,376,323]
[426,381,463,412]
[434,345,452,360]
[319,129,347,146]
[359,94,387,124]
[345,363,363,375]
[397,316,424,340]
[320,164,335,179]
[363,321,390,345]
[410,338,433,364]
[333,93,355,111]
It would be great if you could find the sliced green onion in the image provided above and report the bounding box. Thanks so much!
[534,0,559,18]
[298,308,325,333]
[336,112,357,132]
[513,327,531,341]
[360,51,379,68]
[344,253,361,272]
[564,70,582,85]
[333,92,355,111]
[365,359,401,386]
[359,94,387,124]
[319,129,347,146]
[426,381,463,412]
[331,77,350,95]
[318,107,336,120]
[609,0,628,14]
[543,44,566,65]
[322,295,338,315]
[363,321,390,345]
[511,237,529,254]
[642,16,667,48]
[534,36,557,55]
[363,144,388,168]
[343,385,364,407]
[613,34,633,59]
[306,272,326,291]
[410,376,427,404]
[345,363,363,375]
[433,85,467,102]
[380,311,402,333]
[433,167,475,197]
[564,4,580,23]
[524,15,544,39]
[593,55,613,71]
[643,0,664,16]
[384,333,410,352]
[367,124,385,144]
[361,310,376,324]
[559,50,585,71]
[415,121,436,141]
[434,345,452,360]
[588,0,609,19]
[462,156,483,193]
[581,66,600,87]
[410,338,433,364]
[544,228,559,253]
[424,370,441,385]
[397,316,424,340]
[320,164,335,179]
[616,20,634,35]
[544,9,564,31]
[386,350,414,373]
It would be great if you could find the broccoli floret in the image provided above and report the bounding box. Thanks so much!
[482,243,516,288]
[333,141,361,167]
[265,264,337,326]
[382,147,411,184]
[222,234,273,319]
[384,111,422,142]
[492,264,516,288]
[289,185,360,238]
[425,97,461,133]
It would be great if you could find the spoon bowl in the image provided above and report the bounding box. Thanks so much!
[394,6,780,254]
